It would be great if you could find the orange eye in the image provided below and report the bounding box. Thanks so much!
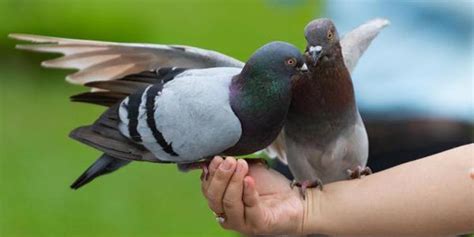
[327,30,333,40]
[286,58,296,66]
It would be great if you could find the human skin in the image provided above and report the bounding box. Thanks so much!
[201,144,474,236]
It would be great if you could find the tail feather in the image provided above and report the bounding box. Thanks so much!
[70,125,143,161]
[71,154,131,190]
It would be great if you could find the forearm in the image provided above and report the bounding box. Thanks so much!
[303,144,474,236]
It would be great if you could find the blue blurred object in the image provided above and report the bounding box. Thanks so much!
[327,0,473,122]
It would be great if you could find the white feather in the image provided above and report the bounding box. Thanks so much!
[118,97,130,138]
[341,18,390,72]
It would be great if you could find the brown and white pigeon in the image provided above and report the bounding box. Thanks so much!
[281,18,374,193]
[265,19,390,191]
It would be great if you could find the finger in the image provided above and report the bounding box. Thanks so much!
[201,156,224,194]
[221,159,248,229]
[243,176,264,227]
[206,157,237,215]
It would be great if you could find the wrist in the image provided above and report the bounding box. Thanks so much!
[300,188,325,235]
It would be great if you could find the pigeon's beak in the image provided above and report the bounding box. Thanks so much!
[308,45,323,66]
[299,63,308,72]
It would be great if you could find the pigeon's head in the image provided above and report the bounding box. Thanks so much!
[245,41,308,79]
[304,18,340,66]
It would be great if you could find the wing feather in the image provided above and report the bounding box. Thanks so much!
[42,54,121,69]
[9,33,244,85]
[341,18,390,72]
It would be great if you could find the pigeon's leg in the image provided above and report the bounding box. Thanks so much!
[361,166,372,176]
[177,161,211,180]
[200,163,210,181]
[347,166,372,179]
[184,157,269,180]
[290,179,323,199]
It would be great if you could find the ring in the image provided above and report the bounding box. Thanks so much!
[213,212,226,224]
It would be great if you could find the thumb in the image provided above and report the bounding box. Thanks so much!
[243,176,264,226]
[243,176,259,206]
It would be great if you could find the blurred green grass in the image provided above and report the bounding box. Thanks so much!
[0,0,321,236]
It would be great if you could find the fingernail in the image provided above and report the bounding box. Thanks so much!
[236,160,243,173]
[221,158,233,170]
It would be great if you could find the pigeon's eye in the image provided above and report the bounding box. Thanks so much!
[286,58,297,66]
[327,30,333,40]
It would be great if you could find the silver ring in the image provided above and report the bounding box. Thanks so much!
[213,212,226,224]
[216,216,225,224]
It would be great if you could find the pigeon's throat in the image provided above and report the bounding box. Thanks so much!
[291,56,357,120]
[227,74,291,155]
[231,72,291,113]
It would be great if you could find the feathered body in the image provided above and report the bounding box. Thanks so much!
[68,40,305,189]
[115,67,243,162]
[10,37,304,189]
[285,36,368,183]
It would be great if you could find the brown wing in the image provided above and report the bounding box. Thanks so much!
[9,33,244,85]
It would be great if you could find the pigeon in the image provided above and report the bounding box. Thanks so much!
[263,18,388,237]
[273,18,375,194]
[11,40,307,189]
[9,18,388,189]
[264,18,389,171]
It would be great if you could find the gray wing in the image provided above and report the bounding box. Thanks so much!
[9,33,244,85]
[265,18,390,164]
[118,68,243,163]
[341,18,390,72]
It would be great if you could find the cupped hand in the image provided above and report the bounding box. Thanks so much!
[201,157,304,235]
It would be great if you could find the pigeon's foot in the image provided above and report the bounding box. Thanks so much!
[347,166,372,179]
[177,161,211,180]
[179,157,268,180]
[290,179,323,199]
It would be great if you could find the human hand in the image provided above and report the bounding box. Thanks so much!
[201,157,305,235]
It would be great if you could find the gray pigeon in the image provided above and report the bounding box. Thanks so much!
[11,40,306,189]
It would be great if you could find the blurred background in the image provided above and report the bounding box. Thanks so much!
[0,0,472,236]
